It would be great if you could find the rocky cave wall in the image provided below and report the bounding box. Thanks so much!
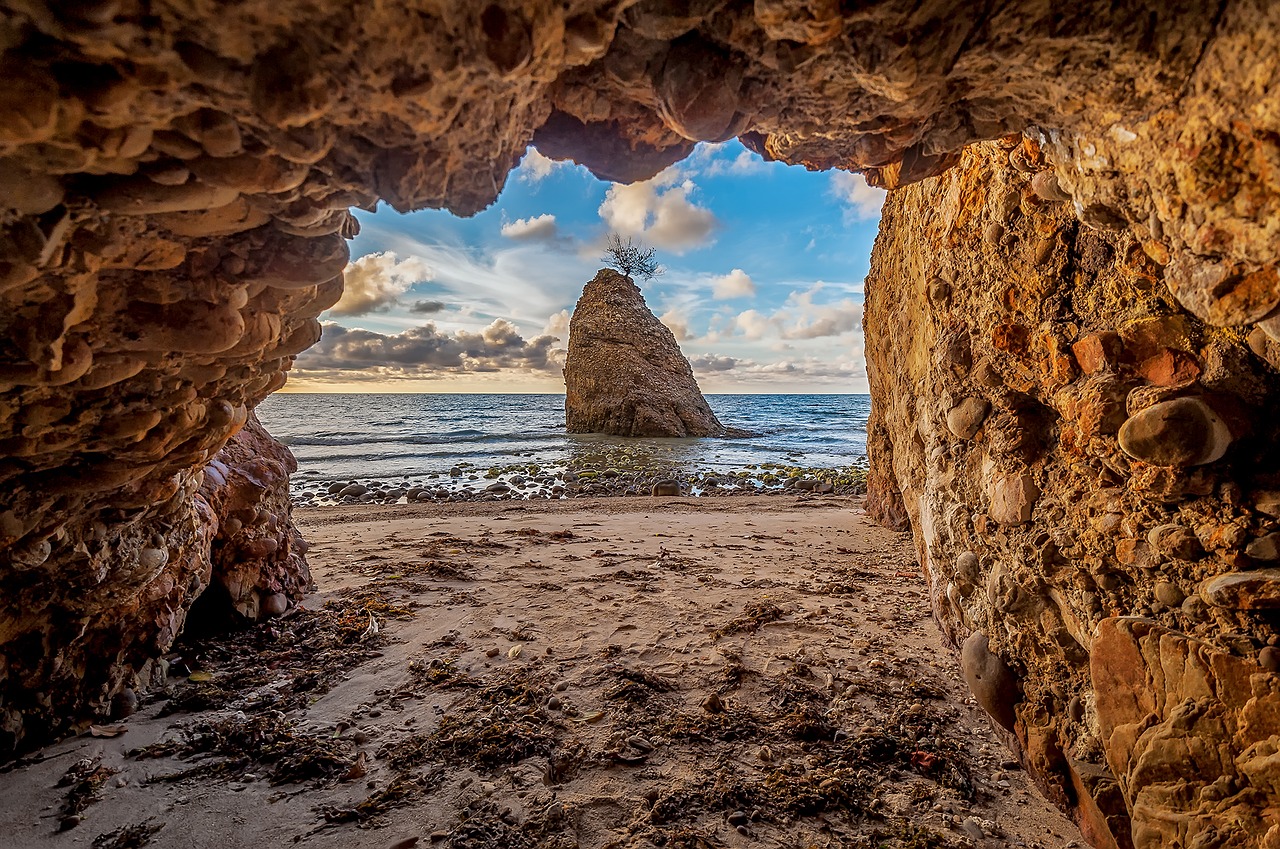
[865,140,1280,848]
[0,0,1279,844]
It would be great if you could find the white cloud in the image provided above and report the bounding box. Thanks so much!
[735,309,770,340]
[706,149,768,177]
[711,268,755,299]
[329,252,432,317]
[659,308,691,341]
[501,213,558,241]
[598,169,718,253]
[517,148,564,183]
[727,285,863,341]
[829,170,886,223]
[543,309,571,338]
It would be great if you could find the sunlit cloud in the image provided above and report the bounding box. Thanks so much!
[829,170,886,223]
[711,268,756,299]
[517,148,565,183]
[329,252,431,317]
[598,168,718,253]
[501,213,559,240]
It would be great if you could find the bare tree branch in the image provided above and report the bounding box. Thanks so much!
[600,233,664,280]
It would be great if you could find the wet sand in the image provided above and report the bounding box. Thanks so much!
[0,496,1082,849]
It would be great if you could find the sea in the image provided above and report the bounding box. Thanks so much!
[257,393,872,498]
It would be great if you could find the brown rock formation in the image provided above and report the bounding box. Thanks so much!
[565,269,727,437]
[865,140,1280,849]
[0,2,1278,843]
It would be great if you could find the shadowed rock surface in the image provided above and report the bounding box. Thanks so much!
[0,1,1279,844]
[565,269,727,437]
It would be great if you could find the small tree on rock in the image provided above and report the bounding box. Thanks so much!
[601,233,663,280]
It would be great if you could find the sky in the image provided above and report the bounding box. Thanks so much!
[284,140,885,394]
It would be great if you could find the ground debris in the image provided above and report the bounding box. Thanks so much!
[161,587,411,716]
[91,819,164,848]
[131,713,355,787]
[712,600,785,638]
[57,756,119,829]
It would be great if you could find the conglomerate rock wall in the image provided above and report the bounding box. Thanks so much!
[0,0,1279,843]
[865,140,1280,848]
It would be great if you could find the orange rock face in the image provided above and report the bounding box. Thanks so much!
[865,142,1280,848]
[1,3,1280,844]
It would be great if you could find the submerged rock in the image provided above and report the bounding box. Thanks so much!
[565,269,730,437]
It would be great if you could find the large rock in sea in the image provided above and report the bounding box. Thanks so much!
[565,269,728,437]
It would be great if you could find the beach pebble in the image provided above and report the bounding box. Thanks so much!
[338,483,369,497]
[961,816,986,840]
[651,479,680,497]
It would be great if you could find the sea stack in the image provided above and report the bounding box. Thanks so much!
[565,269,728,437]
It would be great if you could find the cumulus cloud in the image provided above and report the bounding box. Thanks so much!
[293,319,564,379]
[659,308,691,341]
[543,309,571,338]
[734,309,770,340]
[689,354,741,372]
[410,299,446,314]
[829,170,886,223]
[598,169,718,253]
[501,213,559,241]
[711,268,756,299]
[517,148,564,183]
[728,285,863,341]
[329,252,432,317]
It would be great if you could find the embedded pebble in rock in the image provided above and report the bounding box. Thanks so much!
[1117,397,1232,467]
[985,467,1039,526]
[1261,647,1280,673]
[946,397,991,440]
[1153,581,1186,608]
[960,632,1019,731]
[1245,533,1280,562]
[1200,569,1280,610]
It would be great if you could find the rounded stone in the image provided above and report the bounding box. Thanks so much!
[1200,569,1280,610]
[946,397,991,440]
[651,479,679,497]
[1153,581,1186,607]
[1118,397,1232,467]
[960,631,1019,731]
[262,592,288,617]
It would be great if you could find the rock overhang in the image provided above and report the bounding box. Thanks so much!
[1,2,1279,845]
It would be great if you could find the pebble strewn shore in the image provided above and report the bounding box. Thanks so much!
[291,453,870,507]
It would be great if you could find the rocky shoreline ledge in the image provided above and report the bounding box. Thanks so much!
[290,454,870,507]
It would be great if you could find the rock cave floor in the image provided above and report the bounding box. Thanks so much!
[0,497,1081,849]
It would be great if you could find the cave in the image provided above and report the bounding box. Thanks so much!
[2,1,1279,846]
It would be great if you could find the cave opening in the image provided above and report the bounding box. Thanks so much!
[2,2,1280,847]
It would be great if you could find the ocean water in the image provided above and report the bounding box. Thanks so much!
[257,394,870,489]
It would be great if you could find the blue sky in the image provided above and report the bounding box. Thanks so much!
[287,140,884,393]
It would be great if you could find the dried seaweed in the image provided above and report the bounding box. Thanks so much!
[712,600,785,638]
[57,757,119,829]
[91,819,164,848]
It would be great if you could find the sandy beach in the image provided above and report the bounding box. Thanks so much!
[0,496,1080,849]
